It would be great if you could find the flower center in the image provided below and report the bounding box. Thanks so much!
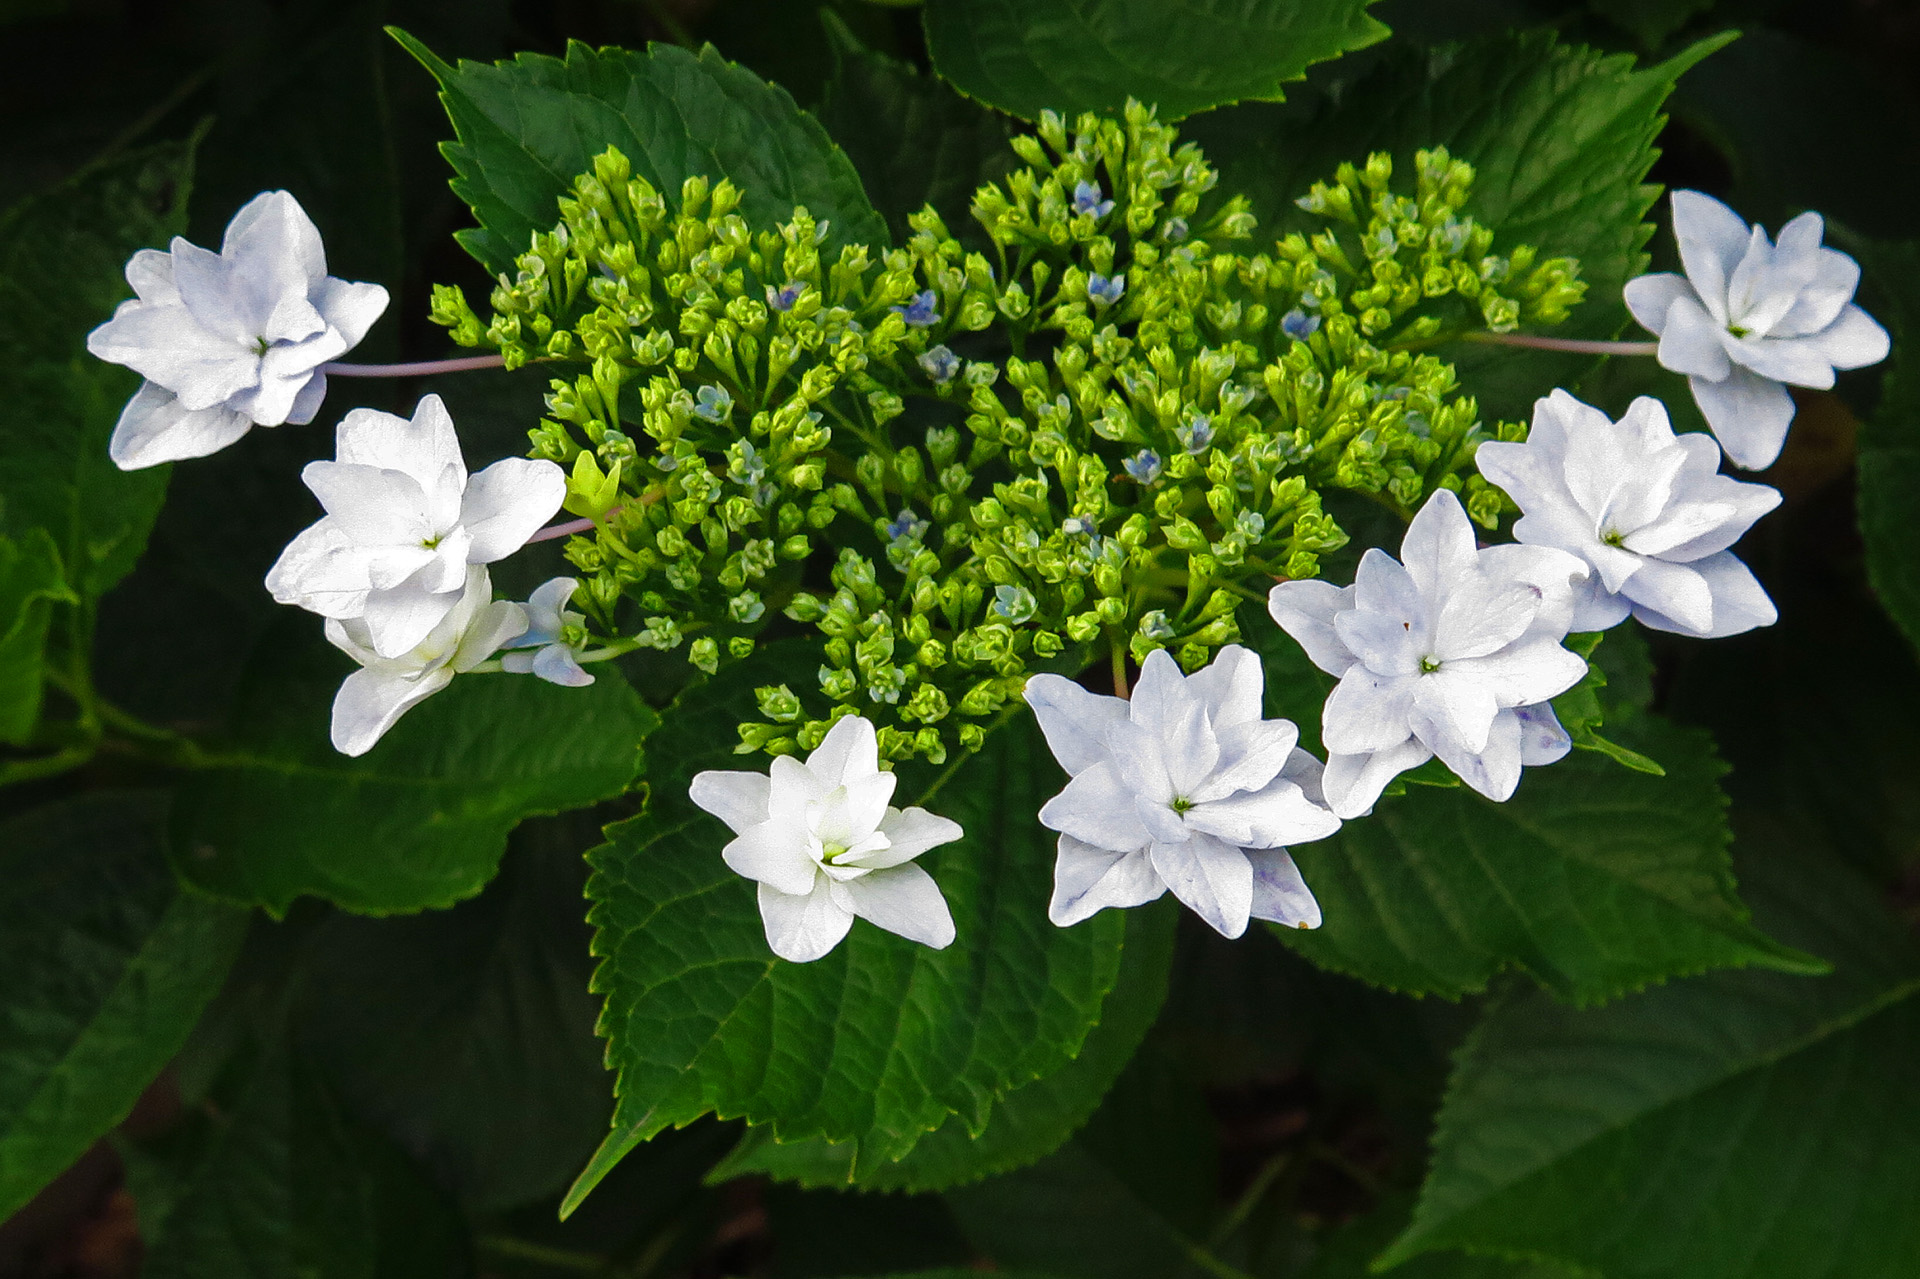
[1420,655,1443,674]
[252,335,271,355]
[1726,322,1751,339]
[1602,528,1625,547]
[1170,796,1193,814]
[821,841,851,864]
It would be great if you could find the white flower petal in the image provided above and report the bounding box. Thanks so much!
[462,458,568,562]
[329,664,452,757]
[842,862,955,949]
[862,805,964,866]
[1127,648,1192,740]
[1670,190,1753,325]
[312,276,390,350]
[1024,673,1129,777]
[1622,271,1693,335]
[265,520,371,617]
[689,771,773,833]
[1398,489,1480,600]
[529,643,596,687]
[1191,718,1299,803]
[1687,368,1796,471]
[360,577,464,659]
[335,396,466,490]
[1185,775,1340,849]
[1414,703,1524,803]
[302,461,433,547]
[1322,669,1419,755]
[1266,579,1358,677]
[1150,834,1254,939]
[1246,847,1321,929]
[1321,738,1433,820]
[1049,836,1165,927]
[807,714,880,786]
[1038,759,1156,850]
[1809,303,1891,371]
[757,879,853,963]
[1630,549,1776,638]
[107,381,253,471]
[1447,638,1590,710]
[723,820,821,897]
[1513,702,1572,767]
[1180,643,1265,730]
[1656,294,1734,381]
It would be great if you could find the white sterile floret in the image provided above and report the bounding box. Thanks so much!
[502,577,595,687]
[1267,489,1590,819]
[265,394,565,660]
[689,716,960,963]
[1477,390,1781,639]
[86,190,388,470]
[1624,190,1890,471]
[325,564,526,757]
[1023,645,1340,939]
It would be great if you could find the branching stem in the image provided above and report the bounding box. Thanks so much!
[321,354,508,378]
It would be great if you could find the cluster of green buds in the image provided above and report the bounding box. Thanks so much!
[425,106,1589,770]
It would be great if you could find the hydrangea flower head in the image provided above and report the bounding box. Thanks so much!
[325,565,525,757]
[501,576,595,687]
[1025,646,1340,938]
[1624,191,1889,470]
[265,394,566,658]
[86,190,388,470]
[690,716,961,962]
[1267,489,1591,817]
[1477,391,1780,638]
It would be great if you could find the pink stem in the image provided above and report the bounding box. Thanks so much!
[320,354,507,378]
[526,515,598,544]
[1471,333,1659,356]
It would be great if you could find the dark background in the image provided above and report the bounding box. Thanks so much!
[2,0,1915,1275]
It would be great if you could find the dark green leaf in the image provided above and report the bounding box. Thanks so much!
[1189,31,1730,420]
[1299,1191,1585,1278]
[174,629,655,916]
[0,141,190,600]
[0,793,249,1221]
[393,29,889,276]
[298,820,613,1213]
[569,642,1127,1213]
[817,10,1013,245]
[712,897,1176,1191]
[137,1043,471,1279]
[0,528,75,745]
[1248,625,1819,1003]
[921,0,1389,123]
[1382,818,1920,1278]
[943,1046,1218,1279]
[1855,239,1920,656]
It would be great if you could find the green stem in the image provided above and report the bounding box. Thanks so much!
[475,1235,607,1273]
[1109,633,1130,699]
[0,744,95,788]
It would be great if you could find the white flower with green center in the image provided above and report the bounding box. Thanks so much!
[85,190,388,470]
[265,394,565,659]
[689,716,960,962]
[1268,489,1591,818]
[1477,390,1781,638]
[1624,190,1889,470]
[1024,645,1340,939]
[325,565,526,757]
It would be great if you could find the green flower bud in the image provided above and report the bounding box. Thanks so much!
[756,683,803,722]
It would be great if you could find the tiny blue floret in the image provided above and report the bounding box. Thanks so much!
[694,384,734,423]
[892,290,940,328]
[1086,273,1126,309]
[1072,181,1115,219]
[1177,414,1214,455]
[1124,449,1163,485]
[917,344,961,384]
[993,584,1038,624]
[766,281,804,312]
[1281,309,1321,342]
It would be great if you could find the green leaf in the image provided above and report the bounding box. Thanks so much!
[297,820,613,1213]
[817,10,1013,245]
[173,630,655,916]
[1189,31,1731,420]
[711,897,1176,1191]
[1299,1192,1587,1278]
[0,140,190,600]
[568,642,1127,1213]
[136,1043,469,1279]
[1381,818,1920,1278]
[943,1046,1219,1279]
[1855,239,1920,656]
[0,793,249,1221]
[920,0,1389,123]
[0,528,75,745]
[1247,625,1819,1003]
[392,29,889,277]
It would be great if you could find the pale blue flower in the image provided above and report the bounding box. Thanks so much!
[1086,273,1126,309]
[993,584,1037,624]
[1177,414,1214,454]
[766,280,804,311]
[1123,449,1162,485]
[502,576,596,688]
[1281,309,1320,342]
[694,384,733,423]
